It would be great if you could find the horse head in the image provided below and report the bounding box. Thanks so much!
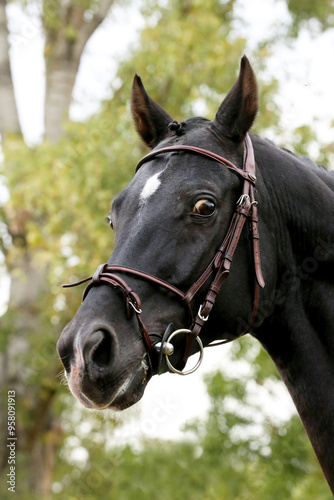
[57,56,271,411]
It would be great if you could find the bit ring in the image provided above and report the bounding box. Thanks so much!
[164,329,204,375]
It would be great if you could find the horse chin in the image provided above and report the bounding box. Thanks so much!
[107,358,152,411]
[69,356,152,411]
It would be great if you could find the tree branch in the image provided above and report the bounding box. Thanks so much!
[90,0,116,36]
[75,0,115,58]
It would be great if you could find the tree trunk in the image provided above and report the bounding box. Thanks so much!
[0,0,21,482]
[0,0,21,136]
[44,58,78,141]
[0,212,63,497]
[43,0,115,141]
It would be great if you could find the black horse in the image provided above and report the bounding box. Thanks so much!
[57,56,334,492]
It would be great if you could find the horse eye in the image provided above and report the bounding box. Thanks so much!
[105,216,114,229]
[192,199,216,216]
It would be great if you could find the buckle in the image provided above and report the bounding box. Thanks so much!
[198,305,209,322]
[128,300,142,314]
[236,194,250,206]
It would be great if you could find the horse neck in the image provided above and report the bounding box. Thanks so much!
[258,300,334,492]
[254,135,334,282]
[254,136,334,492]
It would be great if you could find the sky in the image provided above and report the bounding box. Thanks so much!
[2,0,334,444]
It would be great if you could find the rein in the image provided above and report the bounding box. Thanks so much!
[63,134,265,375]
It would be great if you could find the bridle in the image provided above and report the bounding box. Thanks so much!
[63,134,265,375]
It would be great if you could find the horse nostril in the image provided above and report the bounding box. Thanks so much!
[83,330,112,368]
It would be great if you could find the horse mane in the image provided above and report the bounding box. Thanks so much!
[258,136,334,194]
[259,136,325,170]
[280,146,327,172]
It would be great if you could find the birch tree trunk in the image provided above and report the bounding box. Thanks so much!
[44,0,115,141]
[0,0,20,136]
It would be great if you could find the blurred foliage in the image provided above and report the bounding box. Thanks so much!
[286,0,334,32]
[1,0,333,498]
[115,0,280,135]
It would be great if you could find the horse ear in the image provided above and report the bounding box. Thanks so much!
[131,74,173,148]
[213,55,258,142]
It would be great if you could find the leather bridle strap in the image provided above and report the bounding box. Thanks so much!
[179,134,265,365]
[63,263,194,355]
[136,143,257,185]
[64,264,154,354]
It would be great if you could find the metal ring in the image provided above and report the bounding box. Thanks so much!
[164,329,204,376]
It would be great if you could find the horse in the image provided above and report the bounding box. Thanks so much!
[57,56,334,492]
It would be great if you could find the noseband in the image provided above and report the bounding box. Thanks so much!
[63,134,265,375]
